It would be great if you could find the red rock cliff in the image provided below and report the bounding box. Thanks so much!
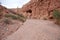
[21,0,60,19]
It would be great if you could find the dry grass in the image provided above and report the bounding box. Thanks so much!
[5,14,26,22]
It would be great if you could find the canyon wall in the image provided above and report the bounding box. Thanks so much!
[0,5,10,18]
[21,0,60,19]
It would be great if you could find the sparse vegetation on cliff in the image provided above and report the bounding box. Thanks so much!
[5,14,26,22]
[53,10,60,25]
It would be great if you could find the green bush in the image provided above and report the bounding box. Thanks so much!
[5,14,26,22]
[17,14,25,18]
[53,10,60,25]
[18,16,26,22]
[5,14,18,19]
[17,14,26,22]
[53,10,60,20]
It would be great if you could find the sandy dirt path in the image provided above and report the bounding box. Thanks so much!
[5,19,60,40]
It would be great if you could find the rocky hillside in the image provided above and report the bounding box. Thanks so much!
[5,19,60,40]
[0,5,26,40]
[0,5,18,18]
[0,5,9,18]
[9,8,21,14]
[21,0,60,19]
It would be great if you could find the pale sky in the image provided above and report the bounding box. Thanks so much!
[0,0,30,8]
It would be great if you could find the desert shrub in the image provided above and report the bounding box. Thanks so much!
[17,16,26,22]
[17,14,26,22]
[53,10,60,25]
[53,10,60,20]
[5,14,26,22]
[17,14,24,17]
[5,14,18,19]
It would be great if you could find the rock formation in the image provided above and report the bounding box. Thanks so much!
[0,5,9,18]
[21,0,60,19]
[0,5,18,18]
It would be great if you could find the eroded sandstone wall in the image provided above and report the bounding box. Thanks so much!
[21,0,60,19]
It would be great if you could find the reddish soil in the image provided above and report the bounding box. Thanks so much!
[0,20,23,40]
[4,19,60,40]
